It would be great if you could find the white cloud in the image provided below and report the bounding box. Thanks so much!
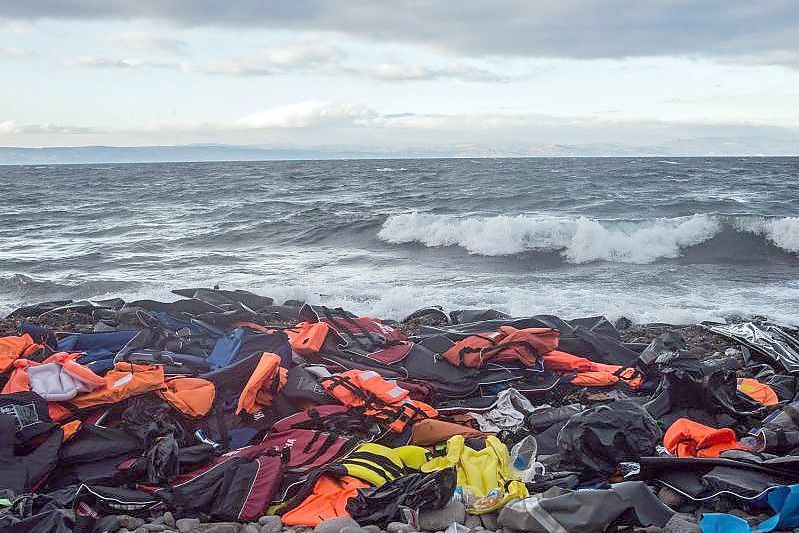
[0,120,95,134]
[339,62,513,82]
[0,44,30,58]
[0,120,19,134]
[235,100,378,128]
[104,31,188,55]
[182,40,342,76]
[61,56,175,69]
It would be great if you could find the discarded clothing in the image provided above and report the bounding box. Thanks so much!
[701,484,799,533]
[557,400,662,475]
[497,481,674,533]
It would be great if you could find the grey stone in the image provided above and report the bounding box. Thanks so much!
[658,487,684,508]
[386,522,417,533]
[176,518,201,533]
[243,524,260,533]
[164,512,177,528]
[193,523,242,533]
[313,517,361,533]
[341,527,370,533]
[419,501,466,531]
[131,528,147,533]
[479,513,498,531]
[144,524,168,532]
[258,515,283,533]
[150,516,166,525]
[362,526,383,533]
[663,514,700,533]
[119,516,147,530]
[464,514,481,530]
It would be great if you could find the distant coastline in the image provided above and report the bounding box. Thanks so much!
[1,142,798,165]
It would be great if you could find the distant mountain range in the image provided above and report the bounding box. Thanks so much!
[1,137,797,164]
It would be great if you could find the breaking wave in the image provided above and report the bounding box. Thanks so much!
[378,213,799,264]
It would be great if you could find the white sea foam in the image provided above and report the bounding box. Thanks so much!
[736,216,799,254]
[378,213,722,264]
[374,167,408,172]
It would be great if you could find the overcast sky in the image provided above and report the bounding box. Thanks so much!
[1,1,799,149]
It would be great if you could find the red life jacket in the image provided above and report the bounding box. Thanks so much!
[543,350,644,389]
[443,326,559,368]
[321,370,437,433]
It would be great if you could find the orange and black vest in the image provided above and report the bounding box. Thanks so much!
[443,326,559,368]
[321,370,437,433]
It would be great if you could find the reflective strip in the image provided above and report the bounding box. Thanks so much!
[360,371,379,380]
[387,386,405,399]
[112,373,133,388]
[524,495,569,533]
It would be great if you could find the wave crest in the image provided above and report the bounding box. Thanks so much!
[736,216,799,253]
[377,213,797,264]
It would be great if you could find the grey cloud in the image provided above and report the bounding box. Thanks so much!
[1,1,798,64]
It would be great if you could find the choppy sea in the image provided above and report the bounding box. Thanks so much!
[1,157,797,325]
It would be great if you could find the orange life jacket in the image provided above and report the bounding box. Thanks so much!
[737,378,779,407]
[663,418,746,458]
[2,352,106,397]
[287,322,331,356]
[236,353,287,415]
[158,377,216,418]
[543,350,644,389]
[321,370,438,433]
[71,362,165,409]
[0,333,44,372]
[443,326,559,368]
[281,474,370,527]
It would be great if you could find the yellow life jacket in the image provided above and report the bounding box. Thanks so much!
[421,435,528,514]
[340,442,428,487]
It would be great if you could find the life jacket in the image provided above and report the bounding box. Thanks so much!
[157,377,216,418]
[411,418,487,446]
[281,474,370,527]
[543,350,644,389]
[335,442,428,487]
[442,326,559,368]
[421,435,527,514]
[308,306,412,361]
[321,370,438,433]
[0,333,45,372]
[236,353,287,415]
[737,378,779,407]
[346,468,457,528]
[151,441,289,521]
[751,400,799,453]
[71,362,165,409]
[287,322,332,356]
[2,352,105,401]
[663,418,746,458]
[0,415,62,494]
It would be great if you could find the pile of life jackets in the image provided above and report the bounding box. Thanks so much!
[2,291,799,533]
